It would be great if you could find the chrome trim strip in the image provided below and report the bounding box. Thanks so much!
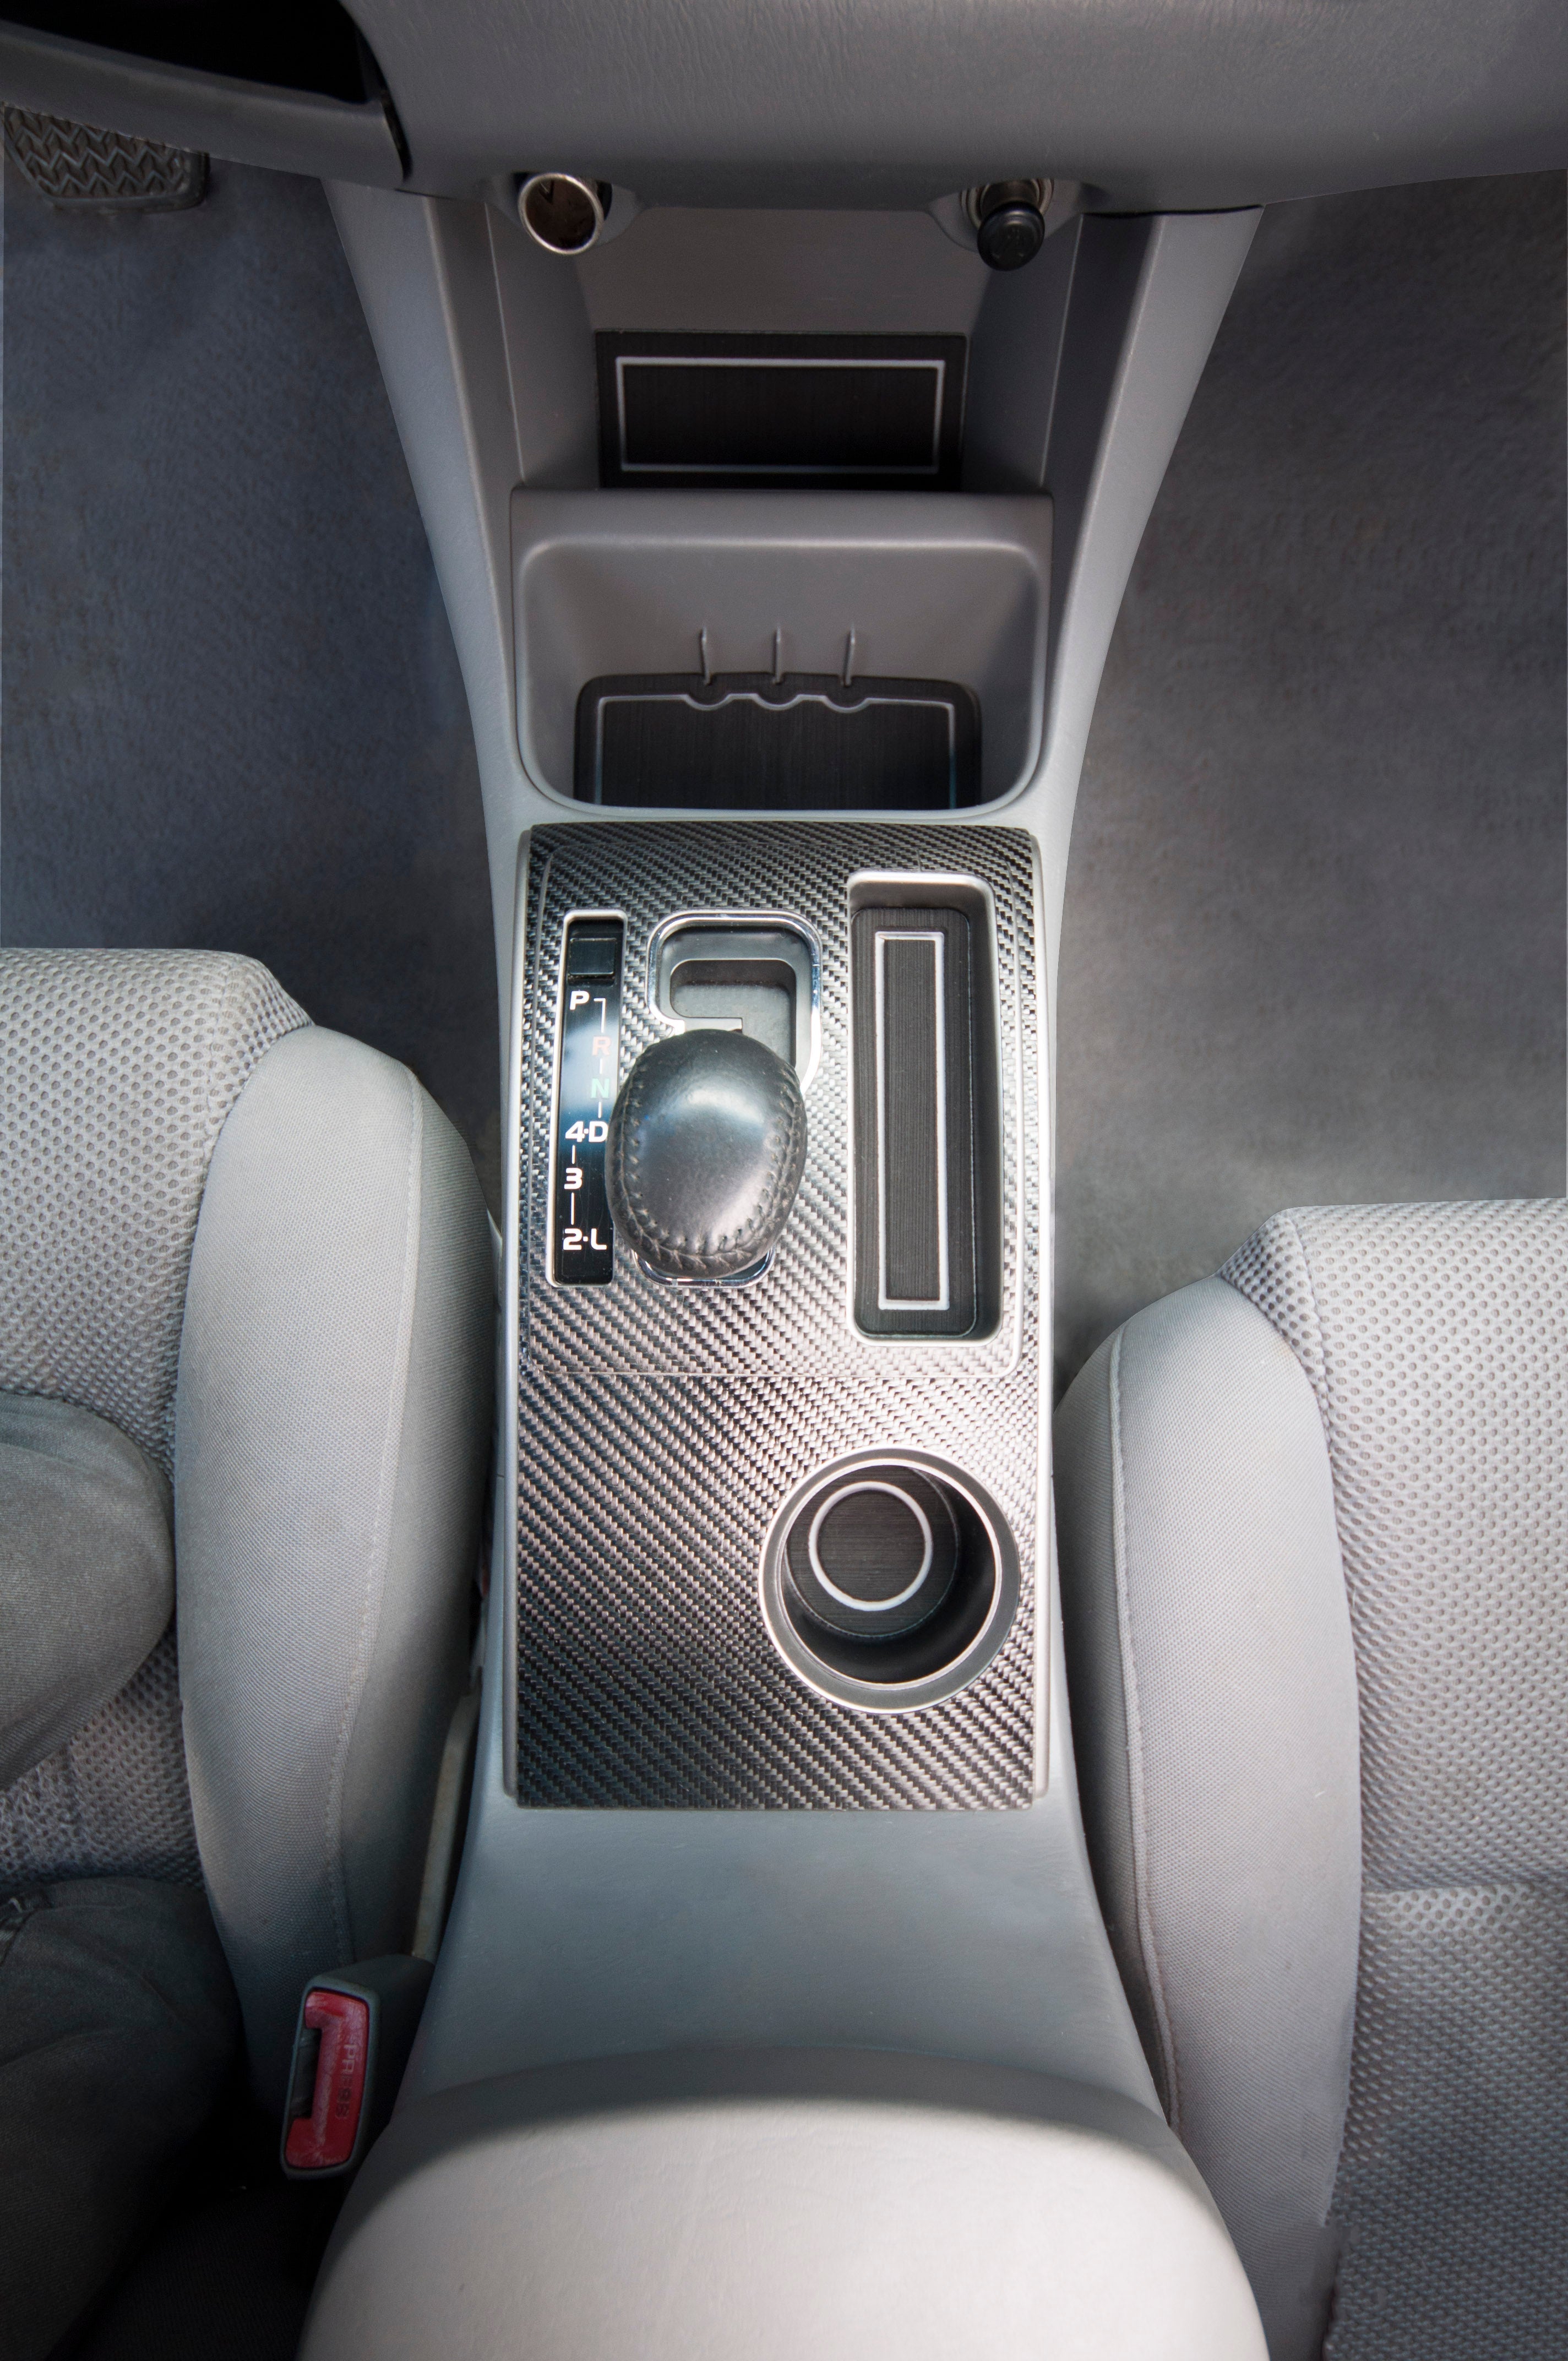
[501,832,533,1798]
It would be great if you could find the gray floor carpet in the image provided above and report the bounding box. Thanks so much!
[0,156,501,1211]
[1054,171,1567,1390]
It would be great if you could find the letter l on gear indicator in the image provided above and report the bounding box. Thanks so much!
[551,919,623,1283]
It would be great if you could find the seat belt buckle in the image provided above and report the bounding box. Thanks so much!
[284,1987,371,2173]
[280,1955,434,2180]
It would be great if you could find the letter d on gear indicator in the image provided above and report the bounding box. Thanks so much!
[551,918,624,1284]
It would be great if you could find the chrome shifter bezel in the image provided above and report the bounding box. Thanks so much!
[644,907,824,1089]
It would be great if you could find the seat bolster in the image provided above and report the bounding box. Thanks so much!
[175,1027,494,2109]
[1054,1276,1360,2361]
[339,1084,497,1974]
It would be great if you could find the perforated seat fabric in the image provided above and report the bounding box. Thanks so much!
[1054,1199,1568,2361]
[0,949,310,1475]
[0,950,496,2110]
[0,950,308,1887]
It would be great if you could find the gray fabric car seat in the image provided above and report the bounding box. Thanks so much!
[0,948,494,2354]
[1053,1198,1568,2361]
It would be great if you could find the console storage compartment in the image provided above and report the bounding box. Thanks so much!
[512,491,1051,810]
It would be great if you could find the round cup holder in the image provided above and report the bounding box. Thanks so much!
[759,1451,1019,1711]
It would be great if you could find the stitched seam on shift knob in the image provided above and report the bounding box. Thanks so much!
[625,1084,798,1249]
[611,1037,807,1271]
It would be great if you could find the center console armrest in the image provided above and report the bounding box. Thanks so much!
[301,2049,1264,2360]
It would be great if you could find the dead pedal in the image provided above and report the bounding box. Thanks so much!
[3,107,207,211]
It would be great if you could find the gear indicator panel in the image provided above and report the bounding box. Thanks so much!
[549,918,624,1285]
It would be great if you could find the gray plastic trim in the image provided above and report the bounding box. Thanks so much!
[404,1418,1153,2102]
[30,0,1550,221]
[335,0,1568,214]
[327,186,530,989]
[328,188,1254,1010]
[1016,209,1257,989]
[0,24,406,187]
[407,815,1135,2081]
[331,189,1254,2117]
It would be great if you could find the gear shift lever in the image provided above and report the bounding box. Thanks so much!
[606,1030,807,1281]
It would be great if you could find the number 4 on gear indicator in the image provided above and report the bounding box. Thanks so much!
[550,919,623,1284]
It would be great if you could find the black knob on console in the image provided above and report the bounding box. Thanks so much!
[974,180,1047,271]
[606,1030,807,1281]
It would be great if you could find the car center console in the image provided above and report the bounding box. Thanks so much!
[298,187,1268,2360]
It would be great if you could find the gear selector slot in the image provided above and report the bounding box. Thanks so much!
[649,916,820,1082]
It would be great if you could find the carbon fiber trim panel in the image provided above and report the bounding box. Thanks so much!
[516,823,1041,1808]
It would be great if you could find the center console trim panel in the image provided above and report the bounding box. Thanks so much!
[513,820,1041,1810]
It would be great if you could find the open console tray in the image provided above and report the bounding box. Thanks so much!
[513,489,1051,811]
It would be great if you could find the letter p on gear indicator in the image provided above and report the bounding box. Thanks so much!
[550,918,624,1285]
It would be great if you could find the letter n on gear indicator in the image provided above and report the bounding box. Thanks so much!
[551,919,623,1284]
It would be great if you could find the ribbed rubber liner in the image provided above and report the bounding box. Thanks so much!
[2,108,206,210]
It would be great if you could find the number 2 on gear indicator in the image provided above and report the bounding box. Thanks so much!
[551,920,623,1285]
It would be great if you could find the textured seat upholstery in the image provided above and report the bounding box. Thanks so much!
[0,949,495,2352]
[1054,1199,1568,2361]
[1,949,312,1887]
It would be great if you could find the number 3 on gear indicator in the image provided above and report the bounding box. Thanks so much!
[550,919,623,1285]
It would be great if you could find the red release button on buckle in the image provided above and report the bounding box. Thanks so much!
[284,1989,370,2172]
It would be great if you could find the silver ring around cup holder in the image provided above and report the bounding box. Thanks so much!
[758,1448,1020,1712]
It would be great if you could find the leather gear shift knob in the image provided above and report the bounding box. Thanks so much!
[606,1030,807,1281]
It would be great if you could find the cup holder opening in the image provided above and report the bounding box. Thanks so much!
[761,1454,1019,1711]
